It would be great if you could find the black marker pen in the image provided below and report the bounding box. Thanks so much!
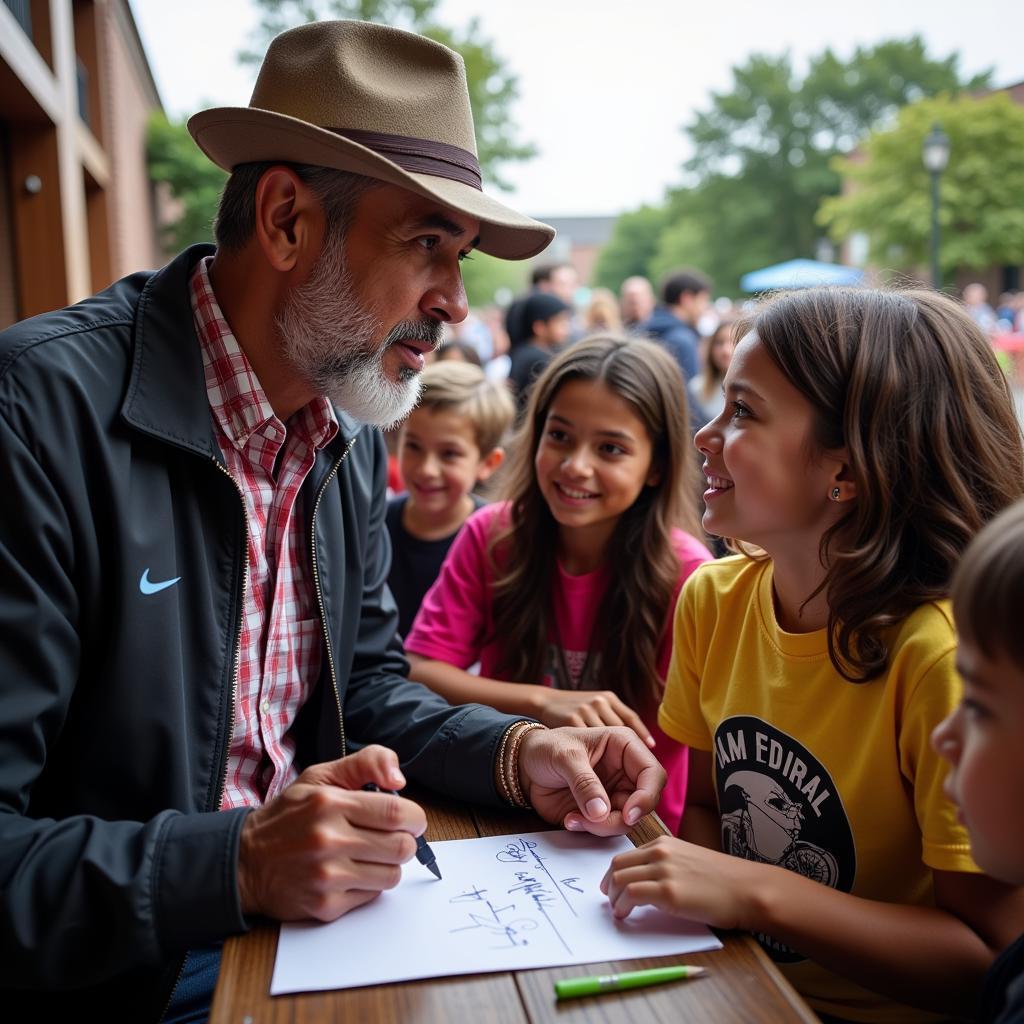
[361,783,442,879]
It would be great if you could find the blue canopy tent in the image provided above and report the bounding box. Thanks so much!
[740,259,865,293]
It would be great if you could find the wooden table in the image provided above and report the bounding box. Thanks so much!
[211,789,818,1023]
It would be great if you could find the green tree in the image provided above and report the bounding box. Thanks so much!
[819,94,1024,281]
[681,37,988,293]
[239,0,438,61]
[146,112,227,252]
[240,0,535,190]
[597,37,991,296]
[460,251,527,309]
[592,205,672,291]
[647,179,781,296]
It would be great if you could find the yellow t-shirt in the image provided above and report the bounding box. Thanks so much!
[659,556,977,1024]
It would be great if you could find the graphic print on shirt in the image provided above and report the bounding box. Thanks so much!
[714,715,856,963]
[543,644,600,689]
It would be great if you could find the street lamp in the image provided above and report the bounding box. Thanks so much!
[921,123,950,289]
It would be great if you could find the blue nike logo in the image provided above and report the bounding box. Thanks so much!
[139,568,181,595]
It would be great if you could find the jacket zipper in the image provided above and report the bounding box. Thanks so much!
[157,442,351,1022]
[156,459,249,1024]
[209,458,250,811]
[157,956,188,1024]
[310,437,356,758]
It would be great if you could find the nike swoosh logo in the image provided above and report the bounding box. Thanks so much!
[139,568,181,595]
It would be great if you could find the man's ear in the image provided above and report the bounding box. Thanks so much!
[252,166,322,275]
[476,446,505,482]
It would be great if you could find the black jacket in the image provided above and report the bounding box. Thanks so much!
[0,246,516,1018]
[642,306,699,381]
[981,933,1024,1023]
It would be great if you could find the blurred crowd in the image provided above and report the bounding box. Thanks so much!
[429,269,1024,418]
[430,262,744,431]
[963,282,1024,336]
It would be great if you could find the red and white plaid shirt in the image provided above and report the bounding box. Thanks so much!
[190,258,339,810]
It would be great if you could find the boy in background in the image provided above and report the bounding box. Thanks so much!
[386,361,513,637]
[508,292,573,413]
[932,499,1024,1024]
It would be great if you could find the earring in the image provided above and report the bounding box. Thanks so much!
[830,486,841,501]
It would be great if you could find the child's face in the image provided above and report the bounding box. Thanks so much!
[398,408,489,519]
[710,331,735,375]
[534,379,658,553]
[693,333,845,557]
[932,639,1024,886]
[536,312,573,349]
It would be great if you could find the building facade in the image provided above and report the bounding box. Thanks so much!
[0,0,163,329]
[537,215,617,285]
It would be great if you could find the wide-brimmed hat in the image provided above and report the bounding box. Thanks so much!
[187,20,554,261]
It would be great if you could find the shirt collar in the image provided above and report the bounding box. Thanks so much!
[189,256,338,454]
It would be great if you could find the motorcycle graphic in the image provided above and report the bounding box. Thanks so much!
[721,770,839,887]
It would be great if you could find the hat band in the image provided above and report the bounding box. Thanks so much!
[331,127,482,190]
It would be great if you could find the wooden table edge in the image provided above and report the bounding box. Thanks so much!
[627,810,818,1021]
[211,804,820,1023]
[733,933,822,1023]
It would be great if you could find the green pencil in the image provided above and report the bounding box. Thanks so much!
[554,965,706,999]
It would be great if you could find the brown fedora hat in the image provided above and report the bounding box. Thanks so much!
[187,20,554,261]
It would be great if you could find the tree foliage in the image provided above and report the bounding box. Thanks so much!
[592,205,672,291]
[239,0,535,189]
[146,112,227,252]
[239,0,437,52]
[597,37,990,297]
[819,94,1024,280]
[460,251,527,309]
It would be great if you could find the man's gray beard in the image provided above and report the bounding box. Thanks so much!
[276,232,443,430]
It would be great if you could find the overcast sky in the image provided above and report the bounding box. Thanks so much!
[131,0,1022,218]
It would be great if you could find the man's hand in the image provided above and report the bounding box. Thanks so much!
[534,690,656,747]
[237,745,425,922]
[516,726,666,836]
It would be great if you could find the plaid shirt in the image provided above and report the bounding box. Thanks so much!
[190,258,338,810]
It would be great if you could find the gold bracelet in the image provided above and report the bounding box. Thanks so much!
[494,721,535,808]
[494,722,516,805]
[504,721,546,810]
[495,721,529,807]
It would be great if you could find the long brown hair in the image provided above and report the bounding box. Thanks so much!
[699,315,737,402]
[489,335,702,707]
[741,287,1024,682]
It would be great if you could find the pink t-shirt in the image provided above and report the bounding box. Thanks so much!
[405,502,712,833]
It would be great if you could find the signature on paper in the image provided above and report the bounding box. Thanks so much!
[448,838,585,954]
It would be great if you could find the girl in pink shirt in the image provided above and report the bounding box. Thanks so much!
[405,335,711,831]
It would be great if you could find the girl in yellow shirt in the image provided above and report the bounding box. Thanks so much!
[601,287,1024,1023]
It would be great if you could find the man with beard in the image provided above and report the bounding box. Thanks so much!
[0,21,666,1021]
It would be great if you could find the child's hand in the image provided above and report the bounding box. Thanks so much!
[600,836,761,928]
[536,689,655,747]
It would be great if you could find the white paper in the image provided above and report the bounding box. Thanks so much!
[271,830,722,995]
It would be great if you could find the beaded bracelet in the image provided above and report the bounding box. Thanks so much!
[493,720,518,805]
[503,721,547,810]
[494,721,529,806]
